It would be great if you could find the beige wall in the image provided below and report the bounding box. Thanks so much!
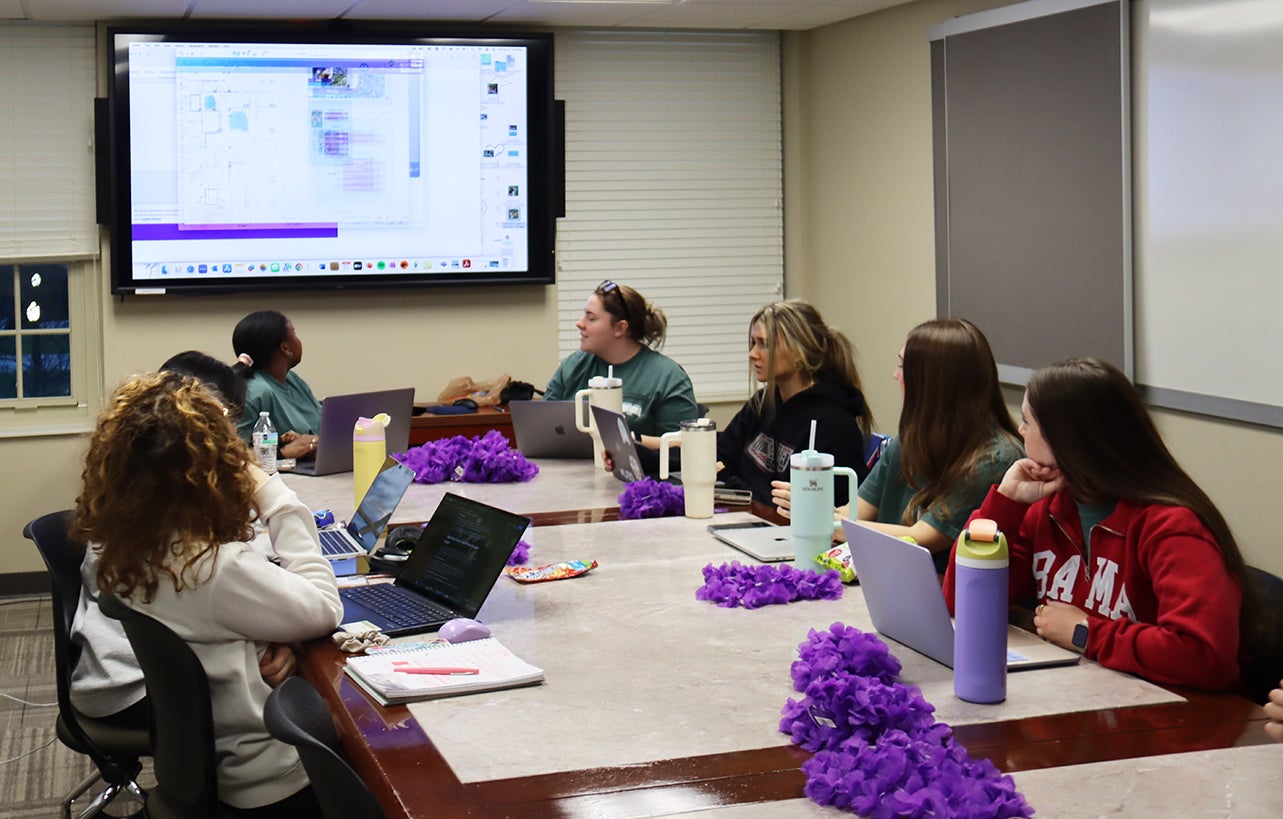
[786,0,1283,577]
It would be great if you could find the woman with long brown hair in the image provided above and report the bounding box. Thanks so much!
[717,300,874,506]
[945,358,1251,691]
[775,318,1023,571]
[72,371,342,815]
[855,319,1023,565]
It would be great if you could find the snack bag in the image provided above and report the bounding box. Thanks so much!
[815,543,856,583]
[505,559,599,583]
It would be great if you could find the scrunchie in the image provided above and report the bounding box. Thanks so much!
[236,352,254,367]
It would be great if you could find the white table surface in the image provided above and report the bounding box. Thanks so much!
[396,513,1181,783]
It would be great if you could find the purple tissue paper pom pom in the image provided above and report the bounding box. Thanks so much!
[394,430,538,484]
[618,479,685,519]
[695,562,843,609]
[781,623,1034,818]
[507,539,531,566]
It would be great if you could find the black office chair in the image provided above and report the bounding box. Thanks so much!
[22,511,149,819]
[263,677,388,819]
[1242,565,1283,704]
[97,594,232,819]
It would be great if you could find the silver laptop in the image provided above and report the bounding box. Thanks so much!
[316,458,416,570]
[290,388,415,476]
[708,521,794,563]
[841,519,1079,671]
[508,400,594,459]
[591,404,645,482]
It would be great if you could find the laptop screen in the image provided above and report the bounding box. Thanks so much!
[397,494,530,613]
[347,459,416,550]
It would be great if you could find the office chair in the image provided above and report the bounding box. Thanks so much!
[97,594,232,819]
[863,432,890,472]
[1242,566,1283,704]
[264,677,388,819]
[22,511,149,819]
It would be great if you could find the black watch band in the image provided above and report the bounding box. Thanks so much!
[1071,619,1089,652]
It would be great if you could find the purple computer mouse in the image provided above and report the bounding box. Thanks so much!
[438,618,491,643]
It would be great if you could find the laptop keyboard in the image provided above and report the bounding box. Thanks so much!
[340,583,453,627]
[319,529,361,557]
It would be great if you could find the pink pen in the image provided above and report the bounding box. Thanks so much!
[391,665,479,675]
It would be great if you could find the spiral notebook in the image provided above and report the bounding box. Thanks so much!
[344,638,544,705]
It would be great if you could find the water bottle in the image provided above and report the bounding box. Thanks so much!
[353,413,390,511]
[659,418,717,518]
[953,518,1009,704]
[788,449,857,568]
[252,411,278,475]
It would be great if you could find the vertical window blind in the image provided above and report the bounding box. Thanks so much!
[554,30,783,401]
[0,24,98,261]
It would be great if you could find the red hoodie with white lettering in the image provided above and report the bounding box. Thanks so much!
[943,485,1242,691]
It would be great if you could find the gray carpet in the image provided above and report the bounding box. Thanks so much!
[0,596,153,818]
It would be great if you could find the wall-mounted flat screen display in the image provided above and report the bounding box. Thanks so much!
[107,27,555,295]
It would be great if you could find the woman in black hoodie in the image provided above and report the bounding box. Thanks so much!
[716,300,873,505]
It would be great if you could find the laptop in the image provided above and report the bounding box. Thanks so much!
[338,493,531,636]
[591,404,645,482]
[316,458,416,574]
[290,388,416,476]
[840,519,1079,671]
[708,520,795,563]
[508,400,594,459]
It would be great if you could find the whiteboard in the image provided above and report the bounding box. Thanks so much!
[1134,0,1283,424]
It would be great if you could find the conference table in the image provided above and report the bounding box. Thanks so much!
[288,463,1277,818]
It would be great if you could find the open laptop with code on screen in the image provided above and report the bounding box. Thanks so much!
[339,493,531,636]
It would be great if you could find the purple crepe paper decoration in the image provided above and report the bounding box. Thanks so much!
[618,478,685,519]
[695,561,843,609]
[394,430,538,484]
[507,539,531,566]
[779,623,1034,818]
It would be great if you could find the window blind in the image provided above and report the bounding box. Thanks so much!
[554,30,783,401]
[0,24,98,261]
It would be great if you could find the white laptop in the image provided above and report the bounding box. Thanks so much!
[841,519,1079,671]
[707,521,794,563]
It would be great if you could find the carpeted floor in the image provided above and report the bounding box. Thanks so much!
[0,595,153,818]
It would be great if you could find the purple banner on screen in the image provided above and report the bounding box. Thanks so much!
[133,223,339,240]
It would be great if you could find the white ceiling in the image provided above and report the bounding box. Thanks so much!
[4,0,913,30]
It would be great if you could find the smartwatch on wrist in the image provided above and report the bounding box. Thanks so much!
[1071,618,1089,653]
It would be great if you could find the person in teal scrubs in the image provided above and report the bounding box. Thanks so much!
[544,280,698,441]
[233,310,322,462]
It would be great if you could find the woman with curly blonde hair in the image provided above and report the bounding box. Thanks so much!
[71,370,342,816]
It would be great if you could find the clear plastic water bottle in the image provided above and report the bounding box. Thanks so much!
[953,518,1009,704]
[252,411,278,475]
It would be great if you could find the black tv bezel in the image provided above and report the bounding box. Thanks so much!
[106,23,557,296]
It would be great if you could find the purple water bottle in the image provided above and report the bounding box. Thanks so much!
[953,518,1008,704]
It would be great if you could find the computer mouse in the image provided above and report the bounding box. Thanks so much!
[438,617,491,643]
[452,398,479,410]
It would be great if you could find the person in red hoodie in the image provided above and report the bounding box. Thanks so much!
[944,358,1253,691]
